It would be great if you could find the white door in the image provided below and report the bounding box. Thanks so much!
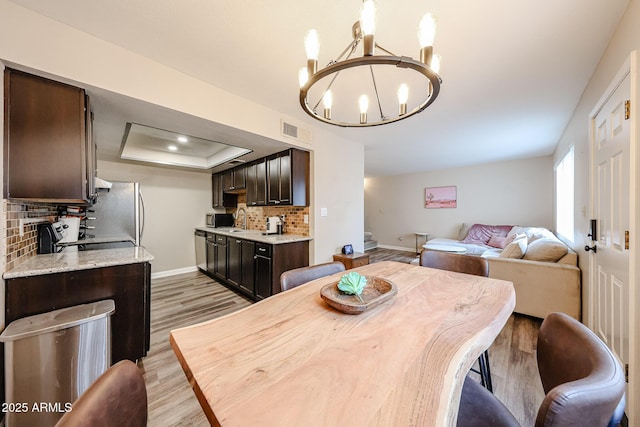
[589,57,634,421]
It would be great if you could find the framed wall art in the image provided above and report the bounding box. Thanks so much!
[424,186,457,209]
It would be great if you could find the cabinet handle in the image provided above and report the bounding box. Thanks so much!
[258,247,266,252]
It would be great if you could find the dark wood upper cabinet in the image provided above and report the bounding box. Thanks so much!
[222,165,246,192]
[3,69,95,204]
[246,159,267,206]
[215,148,307,207]
[267,149,309,206]
[212,172,237,208]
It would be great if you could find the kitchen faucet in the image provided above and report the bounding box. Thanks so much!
[236,207,247,230]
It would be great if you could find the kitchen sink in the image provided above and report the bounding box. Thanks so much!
[228,229,245,233]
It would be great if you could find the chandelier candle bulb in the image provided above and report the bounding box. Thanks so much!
[359,94,369,124]
[323,90,333,120]
[305,29,320,74]
[361,0,376,56]
[398,84,409,115]
[418,14,437,48]
[298,67,308,88]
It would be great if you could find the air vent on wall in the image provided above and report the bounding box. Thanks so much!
[281,120,312,144]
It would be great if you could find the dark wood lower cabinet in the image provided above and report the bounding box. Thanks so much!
[204,233,308,300]
[4,262,151,363]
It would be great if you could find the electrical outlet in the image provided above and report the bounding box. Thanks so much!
[303,214,309,224]
[320,208,328,217]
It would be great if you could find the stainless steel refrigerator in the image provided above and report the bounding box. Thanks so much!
[89,181,144,246]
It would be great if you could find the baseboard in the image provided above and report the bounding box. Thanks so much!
[151,265,198,279]
[377,244,416,252]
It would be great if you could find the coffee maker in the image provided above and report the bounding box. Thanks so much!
[37,222,64,254]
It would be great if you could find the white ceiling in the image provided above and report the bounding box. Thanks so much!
[8,0,629,176]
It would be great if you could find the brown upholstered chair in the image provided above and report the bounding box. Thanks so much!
[55,360,148,427]
[419,249,493,391]
[280,261,346,292]
[456,312,626,427]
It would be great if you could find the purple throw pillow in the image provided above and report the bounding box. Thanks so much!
[462,224,513,245]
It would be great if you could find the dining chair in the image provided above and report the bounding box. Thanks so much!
[280,261,346,291]
[55,360,148,427]
[419,249,493,392]
[456,312,626,427]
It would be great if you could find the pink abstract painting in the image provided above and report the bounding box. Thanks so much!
[425,186,457,209]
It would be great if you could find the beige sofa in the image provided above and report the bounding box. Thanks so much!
[424,224,581,320]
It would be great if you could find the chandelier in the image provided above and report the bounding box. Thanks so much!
[298,0,442,127]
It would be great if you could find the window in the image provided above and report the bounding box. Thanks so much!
[555,146,574,242]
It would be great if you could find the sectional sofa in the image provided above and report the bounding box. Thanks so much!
[423,223,581,320]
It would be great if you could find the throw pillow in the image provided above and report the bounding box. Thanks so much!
[523,238,568,262]
[499,234,527,258]
[458,223,472,241]
[462,224,514,245]
[487,234,515,249]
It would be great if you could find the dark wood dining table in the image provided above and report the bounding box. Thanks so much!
[170,261,515,426]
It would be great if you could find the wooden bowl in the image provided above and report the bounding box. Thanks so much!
[320,276,398,315]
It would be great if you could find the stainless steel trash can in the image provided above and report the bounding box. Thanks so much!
[0,299,115,427]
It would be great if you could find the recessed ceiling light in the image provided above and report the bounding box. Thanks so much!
[177,136,188,143]
[168,144,178,151]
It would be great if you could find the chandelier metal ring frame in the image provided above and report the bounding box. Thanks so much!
[299,55,442,127]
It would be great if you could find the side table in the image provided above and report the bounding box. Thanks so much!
[414,232,430,254]
[333,252,370,270]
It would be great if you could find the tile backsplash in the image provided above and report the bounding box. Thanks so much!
[3,200,57,271]
[231,193,309,236]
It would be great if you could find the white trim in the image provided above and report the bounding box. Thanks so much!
[377,244,416,252]
[151,265,198,279]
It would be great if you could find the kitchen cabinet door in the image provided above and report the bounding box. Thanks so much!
[246,160,267,206]
[267,149,309,206]
[240,240,255,295]
[212,172,237,208]
[227,238,242,287]
[4,69,94,203]
[214,235,228,280]
[232,166,246,190]
[255,254,272,300]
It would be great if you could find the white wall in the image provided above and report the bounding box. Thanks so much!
[365,156,553,251]
[0,0,364,269]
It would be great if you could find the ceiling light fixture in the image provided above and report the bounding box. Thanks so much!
[177,136,188,143]
[168,144,178,151]
[299,0,442,127]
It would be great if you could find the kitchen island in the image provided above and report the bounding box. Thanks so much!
[3,247,153,363]
[195,227,311,300]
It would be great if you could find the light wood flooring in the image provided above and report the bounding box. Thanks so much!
[141,249,544,426]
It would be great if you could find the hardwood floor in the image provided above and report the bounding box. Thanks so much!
[142,250,543,426]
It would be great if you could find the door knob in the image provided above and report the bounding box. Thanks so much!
[584,244,597,253]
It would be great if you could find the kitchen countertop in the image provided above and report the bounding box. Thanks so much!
[195,227,312,244]
[3,246,154,279]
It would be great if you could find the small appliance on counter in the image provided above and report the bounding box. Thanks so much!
[57,216,80,243]
[265,216,283,235]
[37,222,65,254]
[206,213,235,228]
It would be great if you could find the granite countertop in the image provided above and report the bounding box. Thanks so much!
[3,246,154,279]
[195,227,313,244]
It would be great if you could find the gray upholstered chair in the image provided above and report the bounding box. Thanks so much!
[456,312,626,427]
[55,360,148,427]
[280,261,346,292]
[419,249,493,391]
